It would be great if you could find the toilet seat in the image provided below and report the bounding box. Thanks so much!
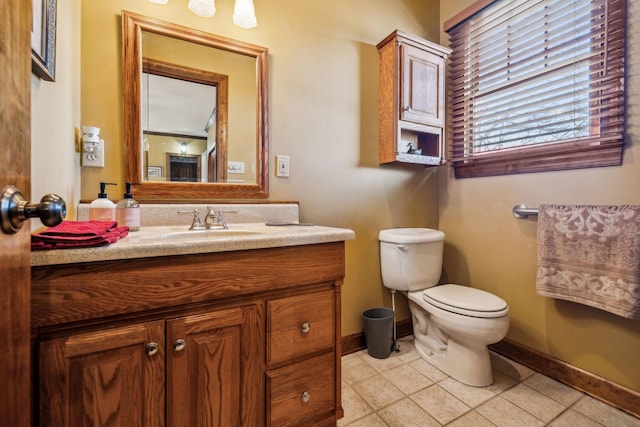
[422,284,508,318]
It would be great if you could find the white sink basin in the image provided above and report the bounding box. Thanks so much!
[124,225,265,243]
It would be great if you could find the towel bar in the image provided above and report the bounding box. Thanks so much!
[512,204,538,219]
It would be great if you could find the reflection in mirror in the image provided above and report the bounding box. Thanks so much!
[141,55,227,183]
[122,11,269,200]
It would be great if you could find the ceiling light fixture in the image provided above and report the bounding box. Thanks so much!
[188,0,216,18]
[233,0,257,29]
[148,0,257,28]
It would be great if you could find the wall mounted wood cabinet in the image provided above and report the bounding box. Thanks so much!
[32,243,345,426]
[378,30,451,166]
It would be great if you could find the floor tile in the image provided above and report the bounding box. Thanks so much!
[362,351,406,373]
[448,410,498,427]
[342,354,379,385]
[382,363,433,395]
[547,409,605,427]
[523,373,583,406]
[485,369,518,395]
[408,357,448,382]
[377,397,440,427]
[476,396,545,427]
[395,339,422,363]
[410,384,470,425]
[571,395,640,427]
[341,412,388,427]
[337,386,373,426]
[351,374,405,410]
[438,376,497,407]
[500,383,566,423]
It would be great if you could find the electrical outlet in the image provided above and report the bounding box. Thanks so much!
[276,155,290,177]
[82,139,105,167]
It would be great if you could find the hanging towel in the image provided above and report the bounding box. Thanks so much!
[536,204,640,320]
[31,220,129,250]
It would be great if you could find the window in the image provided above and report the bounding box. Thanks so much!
[446,0,626,178]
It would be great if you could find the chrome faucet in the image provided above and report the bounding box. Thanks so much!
[204,207,237,229]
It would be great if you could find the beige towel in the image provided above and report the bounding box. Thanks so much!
[536,204,640,319]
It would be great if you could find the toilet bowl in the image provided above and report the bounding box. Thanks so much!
[379,228,509,387]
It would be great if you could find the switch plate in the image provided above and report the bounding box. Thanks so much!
[82,139,105,167]
[276,155,290,177]
[227,161,245,174]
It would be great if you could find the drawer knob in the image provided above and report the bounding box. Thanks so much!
[173,339,186,352]
[301,391,311,403]
[301,322,311,333]
[145,342,159,356]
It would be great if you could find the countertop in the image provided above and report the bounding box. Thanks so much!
[31,223,355,267]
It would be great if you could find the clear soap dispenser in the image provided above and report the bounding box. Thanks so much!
[116,182,140,231]
[88,182,116,221]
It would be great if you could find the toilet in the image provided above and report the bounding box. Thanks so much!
[379,228,509,387]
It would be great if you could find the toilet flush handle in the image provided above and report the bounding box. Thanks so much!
[396,244,408,252]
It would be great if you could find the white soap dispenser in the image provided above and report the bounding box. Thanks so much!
[89,182,116,221]
[116,182,140,231]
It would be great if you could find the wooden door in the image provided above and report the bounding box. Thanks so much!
[166,305,264,427]
[39,321,165,426]
[400,44,444,127]
[0,1,32,425]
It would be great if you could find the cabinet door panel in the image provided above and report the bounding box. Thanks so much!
[167,305,263,427]
[39,321,165,427]
[400,44,444,127]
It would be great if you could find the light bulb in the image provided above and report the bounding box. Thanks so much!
[233,0,257,29]
[188,0,216,18]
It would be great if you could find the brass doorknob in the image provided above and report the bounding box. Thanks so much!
[1,186,66,234]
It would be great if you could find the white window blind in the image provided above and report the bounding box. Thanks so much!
[447,0,626,178]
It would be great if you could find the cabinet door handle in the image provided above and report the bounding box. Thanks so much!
[403,106,411,112]
[301,322,310,333]
[301,391,311,403]
[173,339,186,351]
[173,338,186,351]
[145,342,159,356]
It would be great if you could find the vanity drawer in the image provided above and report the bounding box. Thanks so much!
[267,289,335,365]
[267,352,336,426]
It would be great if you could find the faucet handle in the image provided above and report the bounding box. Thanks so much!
[216,209,237,229]
[177,209,203,230]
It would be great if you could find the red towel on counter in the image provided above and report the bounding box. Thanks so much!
[31,221,129,250]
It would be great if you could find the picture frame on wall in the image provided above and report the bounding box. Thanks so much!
[148,166,163,178]
[31,0,57,81]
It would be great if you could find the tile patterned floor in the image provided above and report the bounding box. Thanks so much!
[339,336,640,427]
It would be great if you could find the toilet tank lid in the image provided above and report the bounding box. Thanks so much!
[379,228,445,244]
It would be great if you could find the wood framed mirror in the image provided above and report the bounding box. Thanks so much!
[122,11,269,200]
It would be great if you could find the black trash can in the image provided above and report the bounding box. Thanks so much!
[361,307,395,359]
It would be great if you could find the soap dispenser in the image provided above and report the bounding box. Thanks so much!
[116,182,140,231]
[89,182,116,221]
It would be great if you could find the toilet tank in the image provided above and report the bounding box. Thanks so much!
[379,228,445,291]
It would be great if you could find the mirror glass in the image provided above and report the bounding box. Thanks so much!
[122,11,269,200]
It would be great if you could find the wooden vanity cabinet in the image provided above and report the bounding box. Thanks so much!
[378,30,451,166]
[32,242,345,426]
